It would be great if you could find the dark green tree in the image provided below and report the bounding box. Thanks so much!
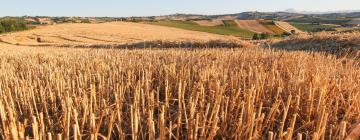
[0,18,28,32]
[260,33,271,39]
[252,33,260,40]
[281,32,291,37]
[81,19,91,23]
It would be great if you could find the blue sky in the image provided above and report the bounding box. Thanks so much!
[1,0,360,17]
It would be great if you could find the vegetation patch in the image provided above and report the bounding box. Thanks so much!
[0,17,31,34]
[290,22,338,32]
[259,20,286,34]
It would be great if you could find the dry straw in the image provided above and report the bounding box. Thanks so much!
[0,40,359,139]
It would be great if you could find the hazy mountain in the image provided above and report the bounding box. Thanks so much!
[281,9,360,15]
[284,9,298,13]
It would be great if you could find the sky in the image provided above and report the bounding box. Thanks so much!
[1,0,360,17]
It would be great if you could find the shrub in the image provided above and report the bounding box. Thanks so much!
[291,30,296,34]
[282,32,292,37]
[36,37,42,43]
[81,19,91,23]
[252,33,260,40]
[260,33,271,39]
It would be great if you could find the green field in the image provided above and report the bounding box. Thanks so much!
[290,22,338,32]
[288,17,351,25]
[222,20,238,27]
[144,20,255,39]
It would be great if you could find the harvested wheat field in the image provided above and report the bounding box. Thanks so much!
[348,18,360,25]
[274,21,303,34]
[235,20,274,33]
[194,20,224,26]
[272,32,360,57]
[0,22,237,47]
[1,34,360,139]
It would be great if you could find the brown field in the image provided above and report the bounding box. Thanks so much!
[274,21,303,34]
[259,20,288,34]
[0,22,237,47]
[193,20,224,26]
[235,20,274,34]
[348,18,360,25]
[0,23,360,140]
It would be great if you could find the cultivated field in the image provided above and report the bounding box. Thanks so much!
[0,22,360,140]
[0,22,237,47]
[193,20,224,27]
[145,20,254,39]
[348,18,360,25]
[235,20,274,33]
[274,21,303,34]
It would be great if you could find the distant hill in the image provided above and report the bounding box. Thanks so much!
[156,12,303,21]
[3,11,360,26]
[153,11,360,25]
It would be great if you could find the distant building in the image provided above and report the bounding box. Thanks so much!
[38,18,53,25]
[24,18,37,23]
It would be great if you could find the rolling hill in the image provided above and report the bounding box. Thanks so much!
[235,20,274,33]
[0,22,238,47]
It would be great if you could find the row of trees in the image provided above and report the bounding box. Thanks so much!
[0,18,29,33]
[252,31,294,40]
[252,33,271,40]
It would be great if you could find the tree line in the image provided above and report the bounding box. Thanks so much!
[0,18,29,33]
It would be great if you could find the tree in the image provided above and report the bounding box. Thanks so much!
[291,30,296,34]
[252,33,260,40]
[281,32,291,37]
[260,33,271,39]
[81,19,91,23]
[0,24,5,33]
[0,17,29,33]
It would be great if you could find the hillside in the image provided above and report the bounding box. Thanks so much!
[5,11,360,28]
[348,18,360,25]
[144,20,255,39]
[272,32,360,55]
[235,20,274,33]
[0,22,238,47]
[151,11,360,25]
